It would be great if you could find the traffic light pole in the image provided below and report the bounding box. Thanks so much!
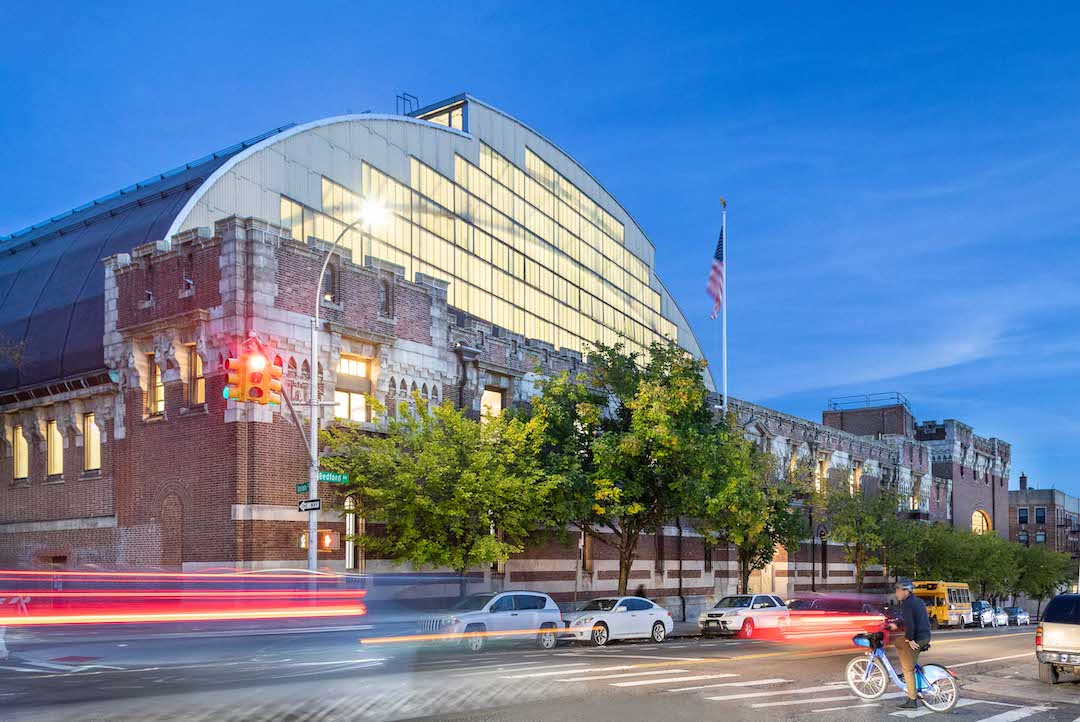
[307,212,375,571]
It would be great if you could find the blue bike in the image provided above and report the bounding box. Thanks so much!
[846,631,959,712]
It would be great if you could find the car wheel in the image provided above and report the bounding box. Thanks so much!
[739,618,755,639]
[537,623,558,650]
[651,621,667,643]
[590,622,609,647]
[464,624,486,653]
[930,617,940,631]
[1039,661,1060,685]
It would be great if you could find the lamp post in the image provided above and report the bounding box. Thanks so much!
[307,199,386,572]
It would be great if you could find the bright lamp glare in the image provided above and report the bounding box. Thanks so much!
[249,355,267,371]
[360,199,388,227]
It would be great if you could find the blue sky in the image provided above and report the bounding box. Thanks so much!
[2,2,1078,493]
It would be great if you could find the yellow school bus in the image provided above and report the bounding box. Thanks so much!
[914,581,972,628]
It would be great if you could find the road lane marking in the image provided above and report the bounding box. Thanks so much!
[575,653,707,661]
[814,703,880,712]
[949,653,1033,668]
[670,677,791,692]
[751,695,855,708]
[890,699,989,718]
[503,665,634,679]
[706,682,848,702]
[612,673,739,688]
[453,661,589,677]
[953,707,1051,722]
[559,668,688,682]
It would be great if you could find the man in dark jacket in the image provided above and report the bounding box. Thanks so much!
[889,578,931,708]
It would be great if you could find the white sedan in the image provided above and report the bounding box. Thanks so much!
[698,594,789,638]
[563,596,673,646]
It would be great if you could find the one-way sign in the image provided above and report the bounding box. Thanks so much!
[298,499,322,512]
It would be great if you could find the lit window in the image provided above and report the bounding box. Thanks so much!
[12,425,28,480]
[46,420,63,477]
[850,461,863,493]
[83,413,101,472]
[334,391,366,423]
[146,354,164,415]
[481,388,504,421]
[337,356,369,378]
[971,509,991,534]
[187,346,205,405]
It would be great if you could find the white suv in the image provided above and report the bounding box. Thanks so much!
[417,591,563,652]
[698,594,788,638]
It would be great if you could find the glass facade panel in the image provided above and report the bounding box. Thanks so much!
[281,143,680,359]
[334,391,366,423]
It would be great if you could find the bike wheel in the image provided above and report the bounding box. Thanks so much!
[846,656,888,700]
[919,666,959,712]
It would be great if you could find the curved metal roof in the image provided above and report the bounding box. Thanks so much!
[0,126,294,392]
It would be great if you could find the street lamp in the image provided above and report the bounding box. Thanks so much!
[306,200,386,572]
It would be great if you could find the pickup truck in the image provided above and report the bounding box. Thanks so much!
[1036,593,1080,684]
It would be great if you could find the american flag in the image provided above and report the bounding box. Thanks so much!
[706,227,725,319]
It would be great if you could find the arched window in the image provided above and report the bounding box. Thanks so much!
[971,509,992,534]
[421,383,429,401]
[1018,531,1029,545]
[386,377,397,419]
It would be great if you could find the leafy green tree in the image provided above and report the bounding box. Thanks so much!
[530,341,713,594]
[878,510,924,583]
[819,476,901,592]
[963,530,1020,601]
[321,394,556,591]
[690,434,809,594]
[1015,544,1074,617]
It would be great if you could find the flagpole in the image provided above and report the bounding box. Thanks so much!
[720,198,728,413]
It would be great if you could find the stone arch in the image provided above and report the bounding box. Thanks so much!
[971,509,992,534]
[421,383,429,400]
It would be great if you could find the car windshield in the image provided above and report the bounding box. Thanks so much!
[580,598,620,612]
[1043,596,1080,624]
[714,596,753,609]
[452,594,496,611]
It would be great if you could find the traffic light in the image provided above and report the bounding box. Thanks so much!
[246,353,267,403]
[319,531,340,551]
[267,358,283,406]
[223,357,245,401]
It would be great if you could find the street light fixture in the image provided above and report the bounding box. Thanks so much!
[306,200,386,572]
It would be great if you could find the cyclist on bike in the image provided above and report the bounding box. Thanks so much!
[889,577,931,709]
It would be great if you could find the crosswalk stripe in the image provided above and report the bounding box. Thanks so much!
[890,700,1021,719]
[706,682,847,702]
[452,661,588,677]
[752,695,855,709]
[948,653,1033,668]
[670,677,791,692]
[560,669,688,682]
[503,665,633,679]
[611,673,738,688]
[940,707,1048,722]
[814,703,881,712]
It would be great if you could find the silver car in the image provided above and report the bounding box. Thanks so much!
[993,607,1010,627]
[416,591,563,652]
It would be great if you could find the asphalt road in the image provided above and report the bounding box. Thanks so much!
[1,624,1076,721]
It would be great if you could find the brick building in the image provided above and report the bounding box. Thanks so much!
[1009,474,1080,557]
[823,393,1010,536]
[0,93,1016,608]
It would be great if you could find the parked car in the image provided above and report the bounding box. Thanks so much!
[415,591,563,652]
[562,596,673,646]
[1005,607,1032,625]
[1036,593,1080,684]
[971,600,997,627]
[698,594,788,638]
[993,607,1010,627]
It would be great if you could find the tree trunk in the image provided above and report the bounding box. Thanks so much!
[739,548,751,594]
[1036,597,1043,619]
[617,547,634,596]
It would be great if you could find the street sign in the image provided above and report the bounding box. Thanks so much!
[318,471,349,484]
[298,499,322,512]
[296,483,309,494]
